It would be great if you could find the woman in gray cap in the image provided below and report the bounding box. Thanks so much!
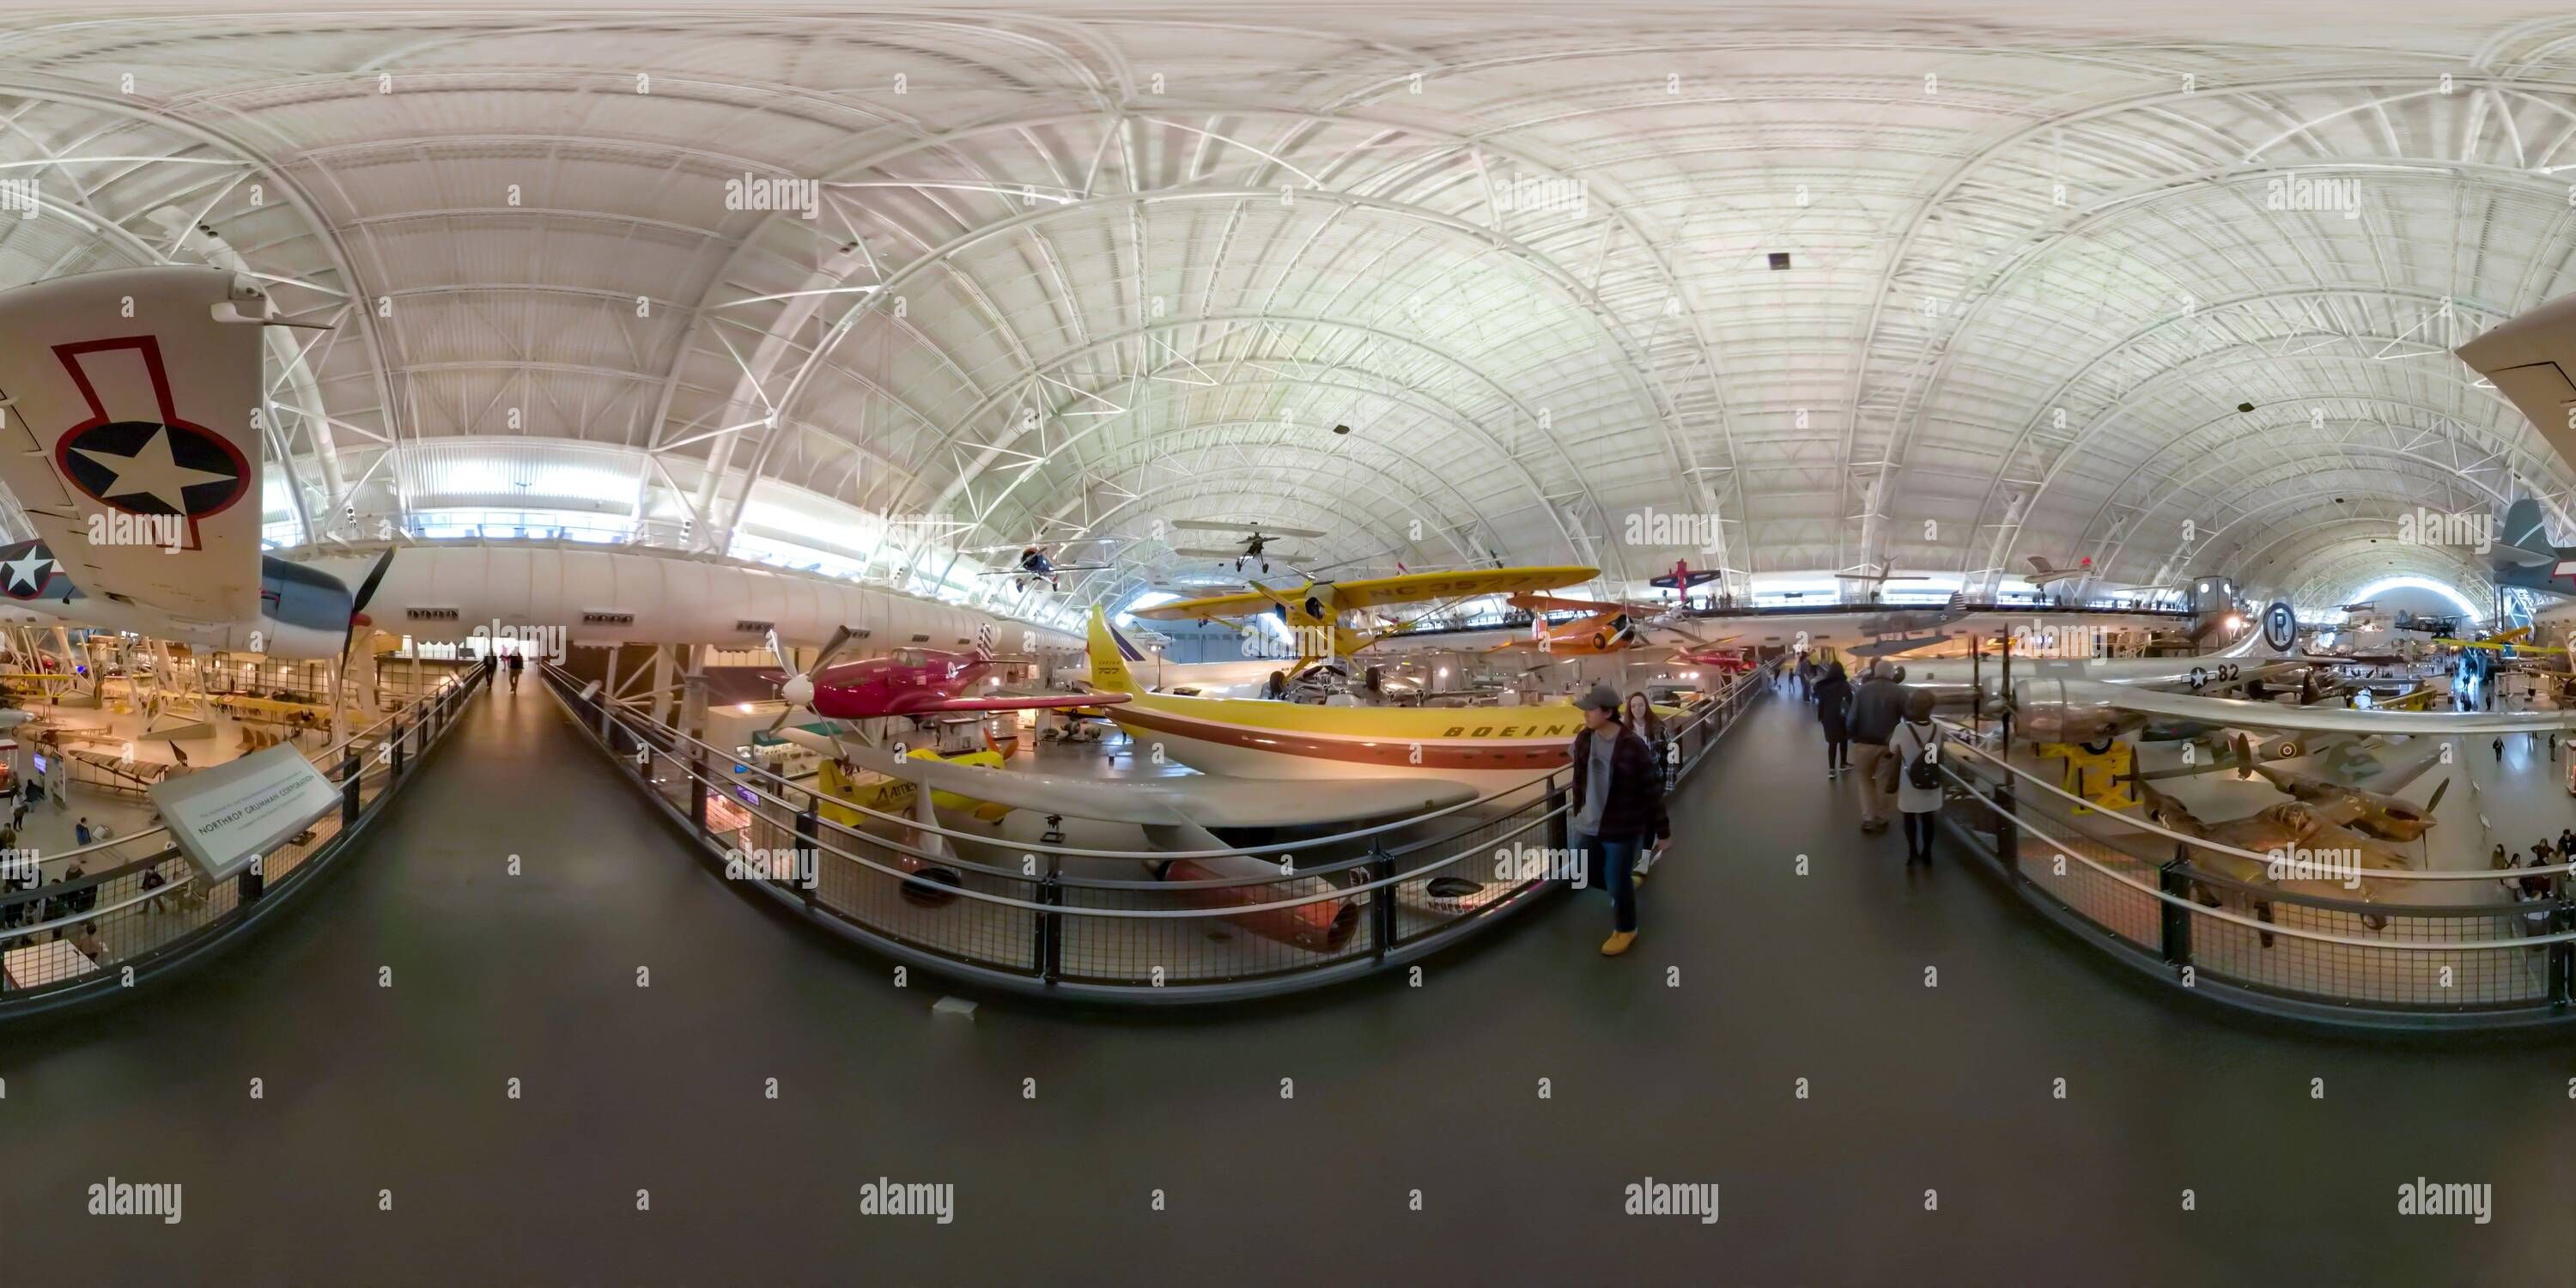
[1570,681,1671,956]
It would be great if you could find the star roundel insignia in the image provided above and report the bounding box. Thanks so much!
[57,418,247,526]
[1,544,58,600]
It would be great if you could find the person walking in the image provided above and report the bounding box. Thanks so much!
[507,650,526,692]
[1568,683,1669,957]
[1813,660,1853,779]
[1848,661,1906,832]
[2493,735,2505,762]
[1623,692,1671,789]
[1795,653,1816,703]
[1888,689,1946,867]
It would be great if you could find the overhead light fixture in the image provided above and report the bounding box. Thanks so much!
[1768,252,1791,270]
[2236,401,2256,413]
[1332,423,1351,435]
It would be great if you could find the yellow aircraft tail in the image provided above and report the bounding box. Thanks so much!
[1086,608,1145,696]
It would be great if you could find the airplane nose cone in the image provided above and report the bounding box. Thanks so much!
[781,676,815,708]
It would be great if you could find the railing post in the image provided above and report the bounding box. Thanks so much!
[1990,777,2017,870]
[2159,843,2194,969]
[793,804,821,912]
[1546,776,1569,854]
[2552,869,2573,1008]
[1368,839,1397,958]
[690,750,709,833]
[390,720,405,778]
[340,754,362,825]
[1037,870,1064,984]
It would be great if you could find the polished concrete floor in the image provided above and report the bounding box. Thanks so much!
[2,682,2571,1284]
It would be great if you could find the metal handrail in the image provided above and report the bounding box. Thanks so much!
[1934,717,2576,882]
[547,662,1763,917]
[1935,757,2573,952]
[0,660,490,1008]
[0,666,481,905]
[558,659,1762,864]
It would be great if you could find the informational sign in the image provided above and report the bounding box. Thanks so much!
[147,744,337,883]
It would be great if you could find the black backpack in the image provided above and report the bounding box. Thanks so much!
[1904,723,1942,791]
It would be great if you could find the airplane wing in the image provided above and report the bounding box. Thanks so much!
[1129,586,1281,620]
[780,728,1479,829]
[1170,520,1327,538]
[0,267,271,625]
[1339,567,1595,611]
[2026,678,2576,736]
[892,692,1131,714]
[1129,565,1598,620]
[1508,591,1627,615]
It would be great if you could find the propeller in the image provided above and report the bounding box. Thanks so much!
[329,545,400,716]
[2422,776,2452,816]
[341,546,398,660]
[763,625,856,732]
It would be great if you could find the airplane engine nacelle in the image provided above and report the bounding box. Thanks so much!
[243,556,355,659]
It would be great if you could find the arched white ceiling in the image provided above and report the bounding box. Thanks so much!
[3,8,2576,611]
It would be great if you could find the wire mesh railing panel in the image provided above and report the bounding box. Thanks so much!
[541,663,1771,999]
[0,665,487,1008]
[1940,723,2575,1021]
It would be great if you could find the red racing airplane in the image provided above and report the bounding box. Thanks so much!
[765,624,1127,725]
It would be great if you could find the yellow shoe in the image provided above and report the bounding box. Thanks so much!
[1601,930,1637,957]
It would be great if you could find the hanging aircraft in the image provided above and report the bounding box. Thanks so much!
[975,544,1112,592]
[1130,565,1598,667]
[759,623,1124,726]
[1168,519,1326,574]
[1844,593,1981,658]
[1485,593,1647,658]
[0,266,381,661]
[1649,559,1726,603]
[2432,625,2562,655]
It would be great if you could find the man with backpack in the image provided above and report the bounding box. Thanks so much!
[1888,689,1945,866]
[1846,661,1908,832]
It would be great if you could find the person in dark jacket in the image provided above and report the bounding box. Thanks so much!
[1569,682,1670,957]
[1846,662,1908,831]
[1624,691,1671,788]
[1795,653,1816,702]
[1814,660,1853,778]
